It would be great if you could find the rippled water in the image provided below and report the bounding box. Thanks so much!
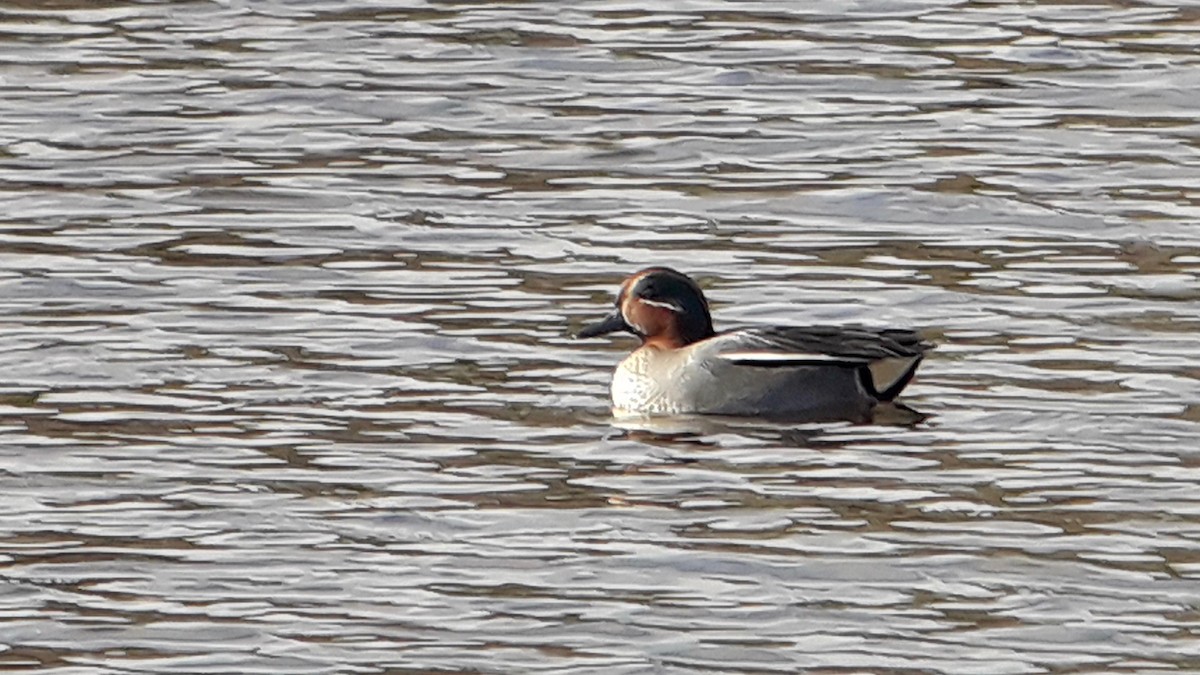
[2,1,1199,672]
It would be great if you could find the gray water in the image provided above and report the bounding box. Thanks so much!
[2,1,1199,673]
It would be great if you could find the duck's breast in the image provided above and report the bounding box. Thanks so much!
[611,346,692,415]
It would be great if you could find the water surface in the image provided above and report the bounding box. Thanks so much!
[2,1,1199,673]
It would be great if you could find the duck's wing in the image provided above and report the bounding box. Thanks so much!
[716,326,932,367]
[714,326,934,401]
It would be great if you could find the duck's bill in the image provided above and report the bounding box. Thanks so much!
[576,310,628,339]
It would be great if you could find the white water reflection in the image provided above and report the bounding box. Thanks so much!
[1,1,1199,673]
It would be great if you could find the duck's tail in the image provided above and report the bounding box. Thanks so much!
[858,355,924,402]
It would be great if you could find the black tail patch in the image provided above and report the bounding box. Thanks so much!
[858,356,924,402]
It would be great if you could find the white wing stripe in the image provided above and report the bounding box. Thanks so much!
[719,351,851,363]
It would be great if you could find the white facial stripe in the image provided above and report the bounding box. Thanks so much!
[638,298,682,313]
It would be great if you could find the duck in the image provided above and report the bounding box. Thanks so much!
[576,267,933,419]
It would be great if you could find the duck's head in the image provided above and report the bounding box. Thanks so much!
[577,267,715,348]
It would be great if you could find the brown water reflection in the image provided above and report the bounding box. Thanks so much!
[2,1,1200,673]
